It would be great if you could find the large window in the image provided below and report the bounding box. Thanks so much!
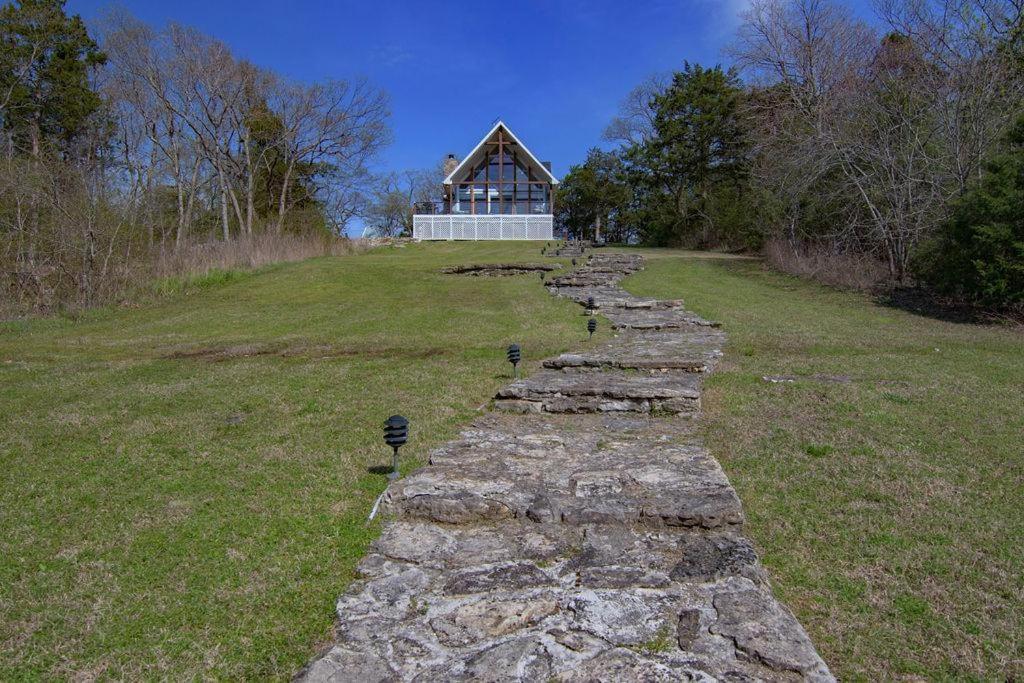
[449,127,552,215]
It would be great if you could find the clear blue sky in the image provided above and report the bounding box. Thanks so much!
[69,0,874,187]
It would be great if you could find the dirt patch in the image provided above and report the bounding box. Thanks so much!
[441,263,562,276]
[163,343,452,362]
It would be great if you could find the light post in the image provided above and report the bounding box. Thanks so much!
[507,343,521,379]
[383,415,408,481]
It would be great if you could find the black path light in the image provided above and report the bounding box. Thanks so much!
[572,258,577,267]
[587,296,596,314]
[383,415,409,481]
[507,343,521,379]
[587,317,597,340]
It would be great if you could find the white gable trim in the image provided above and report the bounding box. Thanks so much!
[443,120,559,186]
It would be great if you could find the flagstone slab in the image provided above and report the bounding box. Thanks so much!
[495,368,702,414]
[384,417,743,529]
[300,521,830,682]
[602,306,722,330]
[544,329,725,372]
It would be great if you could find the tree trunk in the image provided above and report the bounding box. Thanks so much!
[218,171,231,240]
[275,161,295,234]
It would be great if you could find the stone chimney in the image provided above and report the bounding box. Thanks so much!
[443,153,459,178]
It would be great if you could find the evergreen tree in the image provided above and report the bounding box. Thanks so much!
[555,148,629,242]
[916,115,1024,311]
[629,63,752,247]
[0,0,107,156]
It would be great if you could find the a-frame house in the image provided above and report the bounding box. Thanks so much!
[413,121,558,240]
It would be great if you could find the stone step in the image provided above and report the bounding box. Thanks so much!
[384,416,741,528]
[299,521,833,682]
[603,307,722,330]
[551,284,682,309]
[548,274,624,288]
[494,368,701,415]
[543,330,724,373]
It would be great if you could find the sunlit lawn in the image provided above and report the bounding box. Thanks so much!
[624,251,1023,680]
[0,241,591,679]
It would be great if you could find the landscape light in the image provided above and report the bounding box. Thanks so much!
[383,415,409,481]
[588,317,597,340]
[572,258,577,266]
[507,343,521,379]
[587,296,595,313]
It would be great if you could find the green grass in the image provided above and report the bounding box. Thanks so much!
[0,241,596,680]
[623,250,1023,680]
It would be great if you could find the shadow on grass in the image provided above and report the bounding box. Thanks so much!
[873,287,1003,326]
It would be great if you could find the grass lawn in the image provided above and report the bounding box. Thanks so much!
[0,241,592,679]
[624,251,1023,680]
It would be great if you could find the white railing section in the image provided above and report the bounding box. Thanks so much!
[413,214,554,241]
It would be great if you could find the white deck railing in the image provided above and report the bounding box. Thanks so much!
[413,214,554,240]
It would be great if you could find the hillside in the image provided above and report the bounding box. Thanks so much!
[0,242,584,679]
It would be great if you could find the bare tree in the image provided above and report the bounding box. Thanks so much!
[602,73,669,148]
[102,12,206,247]
[270,78,390,233]
[732,0,1023,280]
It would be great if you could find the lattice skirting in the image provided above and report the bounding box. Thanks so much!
[413,215,554,240]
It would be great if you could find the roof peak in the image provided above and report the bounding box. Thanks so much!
[442,120,558,186]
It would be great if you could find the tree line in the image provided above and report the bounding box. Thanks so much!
[1,1,390,314]
[557,0,1023,313]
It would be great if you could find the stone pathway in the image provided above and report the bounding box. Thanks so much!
[298,254,833,682]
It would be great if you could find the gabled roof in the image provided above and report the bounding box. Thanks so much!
[443,120,559,186]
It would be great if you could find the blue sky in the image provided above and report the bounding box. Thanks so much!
[69,0,874,196]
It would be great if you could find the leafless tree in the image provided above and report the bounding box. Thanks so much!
[602,73,669,148]
[732,0,1022,280]
[2,8,391,315]
[270,78,390,233]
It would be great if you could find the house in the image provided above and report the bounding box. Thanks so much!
[413,121,558,240]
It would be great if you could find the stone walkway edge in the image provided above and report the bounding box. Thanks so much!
[297,252,834,682]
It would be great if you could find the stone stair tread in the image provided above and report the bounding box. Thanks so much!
[544,330,725,372]
[494,370,701,414]
[497,369,701,400]
[300,521,832,683]
[385,424,743,528]
[603,307,721,330]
